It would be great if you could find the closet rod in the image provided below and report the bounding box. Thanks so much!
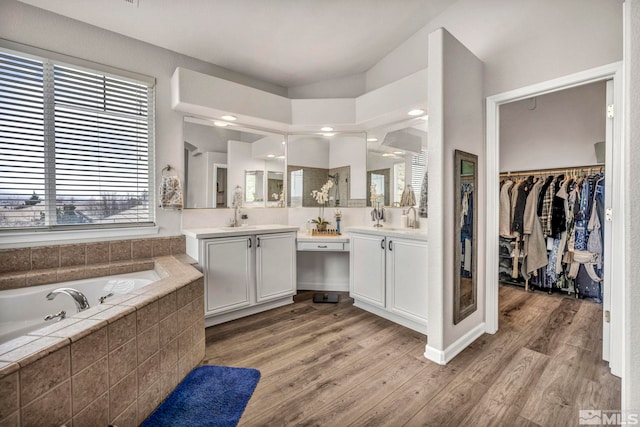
[499,163,605,178]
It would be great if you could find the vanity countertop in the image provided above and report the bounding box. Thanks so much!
[182,224,299,239]
[296,232,350,243]
[347,226,428,241]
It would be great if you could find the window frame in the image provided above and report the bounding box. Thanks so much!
[0,40,157,246]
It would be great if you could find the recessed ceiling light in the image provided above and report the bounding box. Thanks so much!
[321,126,333,132]
[421,115,429,121]
[213,121,229,127]
[267,154,275,158]
[393,151,404,155]
[382,153,393,157]
[321,132,335,137]
[276,155,285,159]
[408,109,425,116]
[221,115,237,121]
[281,141,286,145]
[367,137,378,142]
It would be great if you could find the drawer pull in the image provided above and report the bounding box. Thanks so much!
[317,245,328,248]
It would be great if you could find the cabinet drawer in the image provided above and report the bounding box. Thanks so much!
[297,242,345,251]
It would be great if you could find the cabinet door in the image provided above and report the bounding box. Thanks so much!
[387,237,428,322]
[350,233,386,307]
[204,236,252,315]
[256,232,296,302]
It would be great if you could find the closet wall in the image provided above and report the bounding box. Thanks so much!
[500,81,606,171]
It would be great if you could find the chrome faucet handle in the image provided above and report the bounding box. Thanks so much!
[44,310,66,322]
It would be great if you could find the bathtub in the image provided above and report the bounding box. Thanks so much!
[0,269,160,344]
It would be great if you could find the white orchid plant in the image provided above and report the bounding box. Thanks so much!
[310,179,334,226]
[370,183,381,204]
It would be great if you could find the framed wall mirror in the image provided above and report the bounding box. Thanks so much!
[287,133,366,207]
[366,117,427,207]
[182,116,286,208]
[453,149,477,324]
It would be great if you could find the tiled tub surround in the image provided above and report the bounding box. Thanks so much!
[0,235,186,291]
[0,270,161,343]
[0,255,205,426]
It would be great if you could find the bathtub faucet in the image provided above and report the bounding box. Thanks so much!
[46,288,90,312]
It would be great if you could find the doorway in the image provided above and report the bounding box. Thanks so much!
[485,62,624,377]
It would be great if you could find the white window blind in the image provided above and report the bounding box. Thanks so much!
[0,49,154,230]
[411,148,427,194]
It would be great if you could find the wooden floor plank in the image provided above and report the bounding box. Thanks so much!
[197,287,620,427]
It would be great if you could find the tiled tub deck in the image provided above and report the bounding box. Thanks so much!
[0,252,205,426]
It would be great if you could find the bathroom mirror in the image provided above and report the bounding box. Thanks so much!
[453,149,477,324]
[366,117,427,207]
[183,116,286,208]
[287,133,366,207]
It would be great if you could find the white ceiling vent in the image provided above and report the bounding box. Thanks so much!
[123,0,140,7]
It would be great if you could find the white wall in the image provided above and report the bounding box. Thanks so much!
[624,0,640,411]
[499,81,607,172]
[0,0,285,237]
[364,0,622,97]
[288,137,330,169]
[426,28,485,361]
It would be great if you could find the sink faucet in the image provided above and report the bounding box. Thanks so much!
[406,206,418,229]
[46,288,90,312]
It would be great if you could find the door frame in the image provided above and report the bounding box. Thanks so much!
[484,62,624,376]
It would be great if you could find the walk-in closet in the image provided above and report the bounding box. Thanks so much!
[498,79,611,353]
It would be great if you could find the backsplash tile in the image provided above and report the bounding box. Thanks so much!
[30,246,60,270]
[152,238,171,257]
[59,244,86,267]
[110,240,132,262]
[86,242,110,265]
[0,236,185,290]
[0,248,30,274]
[132,239,153,259]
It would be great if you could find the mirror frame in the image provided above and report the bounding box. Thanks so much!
[453,149,478,325]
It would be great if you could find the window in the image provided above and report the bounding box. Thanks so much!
[411,148,427,197]
[393,162,406,205]
[0,48,155,231]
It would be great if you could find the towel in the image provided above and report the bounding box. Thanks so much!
[159,175,183,210]
[418,171,428,218]
[400,185,416,207]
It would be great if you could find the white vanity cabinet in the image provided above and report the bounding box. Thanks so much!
[203,235,252,314]
[349,228,428,334]
[184,225,297,327]
[255,232,297,302]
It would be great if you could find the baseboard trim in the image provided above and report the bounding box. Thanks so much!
[424,322,486,365]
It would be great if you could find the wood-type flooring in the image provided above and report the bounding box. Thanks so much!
[203,285,621,426]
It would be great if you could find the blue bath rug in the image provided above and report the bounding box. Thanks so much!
[141,365,261,427]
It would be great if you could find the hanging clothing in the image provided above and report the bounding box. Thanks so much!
[550,175,567,237]
[523,178,548,275]
[499,179,514,238]
[512,177,533,236]
[540,176,556,237]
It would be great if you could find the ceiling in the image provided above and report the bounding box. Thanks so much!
[17,0,459,89]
